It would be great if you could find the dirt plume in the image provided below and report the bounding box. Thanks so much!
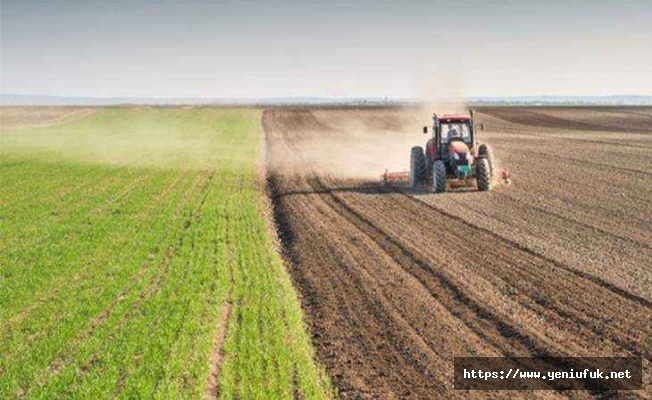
[279,63,477,180]
[415,61,469,116]
[265,107,431,180]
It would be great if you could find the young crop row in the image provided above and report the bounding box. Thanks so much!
[0,108,332,399]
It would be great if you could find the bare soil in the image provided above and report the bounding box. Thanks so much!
[264,106,652,399]
[205,301,232,400]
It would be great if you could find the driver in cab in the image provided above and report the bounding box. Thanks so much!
[447,124,459,139]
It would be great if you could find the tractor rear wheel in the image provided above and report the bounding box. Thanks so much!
[478,144,495,176]
[409,146,426,187]
[432,160,447,193]
[476,157,491,191]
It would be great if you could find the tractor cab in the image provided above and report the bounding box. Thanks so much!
[426,115,475,160]
[441,121,471,146]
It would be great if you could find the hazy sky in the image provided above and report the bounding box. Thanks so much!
[2,0,651,98]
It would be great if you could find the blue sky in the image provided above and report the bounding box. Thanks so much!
[2,0,651,98]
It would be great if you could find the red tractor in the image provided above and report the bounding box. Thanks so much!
[410,110,495,192]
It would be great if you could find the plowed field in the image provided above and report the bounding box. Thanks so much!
[264,107,652,399]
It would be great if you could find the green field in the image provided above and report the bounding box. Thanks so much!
[0,108,331,399]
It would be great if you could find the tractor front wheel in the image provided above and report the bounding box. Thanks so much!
[432,160,447,193]
[410,146,426,188]
[476,158,491,191]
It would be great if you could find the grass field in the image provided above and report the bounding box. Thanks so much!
[0,108,331,399]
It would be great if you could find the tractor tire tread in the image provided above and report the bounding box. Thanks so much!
[477,157,491,191]
[410,146,426,187]
[433,160,447,193]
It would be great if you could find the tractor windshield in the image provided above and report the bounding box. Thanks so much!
[441,122,471,144]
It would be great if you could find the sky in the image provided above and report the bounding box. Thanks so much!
[2,0,652,99]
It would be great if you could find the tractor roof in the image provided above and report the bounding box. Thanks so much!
[439,115,471,123]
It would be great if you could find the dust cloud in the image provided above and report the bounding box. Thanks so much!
[415,59,469,115]
[266,65,476,181]
[267,108,430,180]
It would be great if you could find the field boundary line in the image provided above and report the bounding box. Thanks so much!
[261,111,334,399]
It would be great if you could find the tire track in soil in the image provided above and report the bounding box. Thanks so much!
[310,175,649,363]
[306,176,558,357]
[268,176,457,398]
[518,149,652,177]
[264,108,651,399]
[382,191,651,352]
[490,191,652,253]
[205,301,232,400]
[392,191,652,310]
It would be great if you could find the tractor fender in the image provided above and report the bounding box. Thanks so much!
[477,143,491,157]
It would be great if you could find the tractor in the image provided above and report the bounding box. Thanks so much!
[410,110,495,192]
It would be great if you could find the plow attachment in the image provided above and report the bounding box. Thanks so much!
[381,170,410,185]
[381,169,511,186]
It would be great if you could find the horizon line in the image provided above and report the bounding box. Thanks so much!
[3,93,652,100]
